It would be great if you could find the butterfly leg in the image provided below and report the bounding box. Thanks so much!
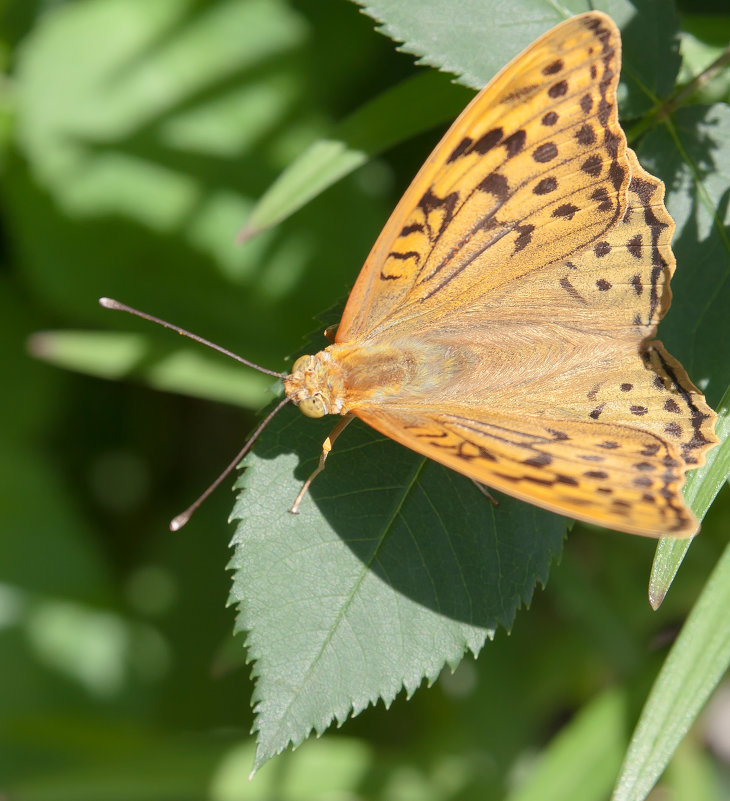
[289,413,356,514]
[471,480,500,507]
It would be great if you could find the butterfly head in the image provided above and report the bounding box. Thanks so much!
[284,351,345,418]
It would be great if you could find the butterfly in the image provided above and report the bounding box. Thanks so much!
[280,11,718,537]
[103,11,717,536]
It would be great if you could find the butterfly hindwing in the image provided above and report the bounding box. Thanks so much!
[354,403,698,537]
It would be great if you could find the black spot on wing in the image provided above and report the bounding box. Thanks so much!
[584,470,609,479]
[447,137,473,163]
[418,188,459,240]
[628,234,642,257]
[479,172,509,199]
[548,80,568,98]
[575,124,596,146]
[608,161,625,191]
[542,59,563,75]
[552,204,579,220]
[581,155,602,176]
[559,276,587,304]
[597,96,612,127]
[387,250,421,262]
[591,187,613,212]
[400,222,423,237]
[533,142,558,162]
[523,452,552,467]
[513,224,535,253]
[630,176,657,206]
[472,127,503,154]
[533,176,558,195]
[503,130,526,157]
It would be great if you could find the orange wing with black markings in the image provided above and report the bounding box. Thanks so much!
[337,12,628,342]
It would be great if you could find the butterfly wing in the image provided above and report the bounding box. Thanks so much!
[489,149,674,335]
[337,12,628,343]
[354,399,699,537]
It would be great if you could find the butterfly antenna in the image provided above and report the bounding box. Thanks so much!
[169,395,291,531]
[98,297,287,379]
[99,297,292,529]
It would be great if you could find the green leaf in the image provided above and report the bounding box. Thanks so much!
[230,403,566,771]
[353,0,574,90]
[245,0,684,238]
[649,384,730,609]
[611,0,681,115]
[611,537,730,801]
[240,71,472,238]
[353,0,680,113]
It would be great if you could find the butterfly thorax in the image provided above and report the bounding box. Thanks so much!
[284,340,464,419]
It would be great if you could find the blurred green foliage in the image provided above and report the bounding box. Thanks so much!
[2,1,729,800]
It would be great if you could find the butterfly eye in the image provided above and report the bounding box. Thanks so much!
[299,395,327,418]
[292,355,314,375]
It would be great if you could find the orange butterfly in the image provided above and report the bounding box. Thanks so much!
[281,11,717,537]
[103,11,717,536]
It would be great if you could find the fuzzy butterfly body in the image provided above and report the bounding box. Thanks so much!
[284,11,718,537]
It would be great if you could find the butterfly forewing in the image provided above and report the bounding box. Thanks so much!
[337,13,627,342]
[493,150,674,333]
